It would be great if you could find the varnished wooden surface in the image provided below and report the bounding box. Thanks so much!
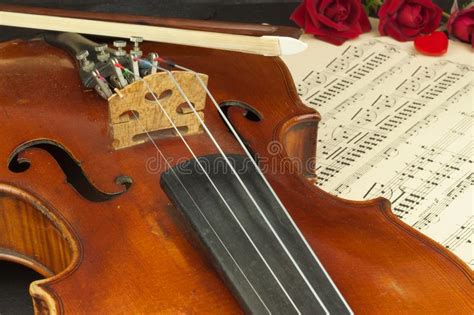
[0,38,472,314]
[0,193,74,277]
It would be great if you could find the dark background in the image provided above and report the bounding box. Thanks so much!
[0,0,459,314]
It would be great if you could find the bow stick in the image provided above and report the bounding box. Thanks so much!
[0,5,307,56]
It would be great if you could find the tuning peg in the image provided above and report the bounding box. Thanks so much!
[113,40,127,57]
[130,36,143,57]
[76,50,95,72]
[95,43,110,62]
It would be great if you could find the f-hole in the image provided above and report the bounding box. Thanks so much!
[219,101,262,163]
[8,139,132,202]
[220,100,262,123]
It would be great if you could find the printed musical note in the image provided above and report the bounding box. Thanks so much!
[414,172,473,230]
[283,37,474,266]
[443,217,473,254]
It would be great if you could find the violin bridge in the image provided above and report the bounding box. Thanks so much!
[107,71,208,150]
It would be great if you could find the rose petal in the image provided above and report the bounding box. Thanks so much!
[447,10,460,33]
[397,4,424,28]
[314,33,347,45]
[447,7,474,45]
[318,0,336,13]
[384,0,405,15]
[378,0,442,42]
[338,0,360,25]
[290,3,307,28]
[305,0,322,26]
[290,0,371,45]
[318,0,361,31]
[378,2,391,34]
[452,17,473,42]
[325,1,350,22]
[317,13,352,31]
[409,0,440,10]
[384,20,414,41]
[420,7,442,34]
[359,7,372,32]
[398,25,423,38]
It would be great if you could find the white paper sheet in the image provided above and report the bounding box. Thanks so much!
[282,26,473,267]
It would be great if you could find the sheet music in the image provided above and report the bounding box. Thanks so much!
[282,29,473,267]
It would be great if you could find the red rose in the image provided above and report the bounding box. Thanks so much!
[290,0,371,45]
[378,0,442,41]
[448,7,474,47]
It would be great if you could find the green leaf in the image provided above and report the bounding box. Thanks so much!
[363,0,383,15]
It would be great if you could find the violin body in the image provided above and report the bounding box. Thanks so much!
[0,36,472,314]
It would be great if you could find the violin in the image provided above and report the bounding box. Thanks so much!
[0,5,472,314]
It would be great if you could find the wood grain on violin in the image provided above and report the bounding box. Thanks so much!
[0,35,472,314]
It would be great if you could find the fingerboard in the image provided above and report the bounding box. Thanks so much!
[161,154,351,314]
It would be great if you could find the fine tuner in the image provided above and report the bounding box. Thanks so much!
[54,32,208,151]
[94,43,110,62]
[130,35,144,57]
[70,35,161,100]
[113,40,128,56]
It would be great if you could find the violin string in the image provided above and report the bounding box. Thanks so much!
[127,111,272,315]
[149,63,329,313]
[173,63,353,314]
[148,63,340,314]
[117,65,300,313]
